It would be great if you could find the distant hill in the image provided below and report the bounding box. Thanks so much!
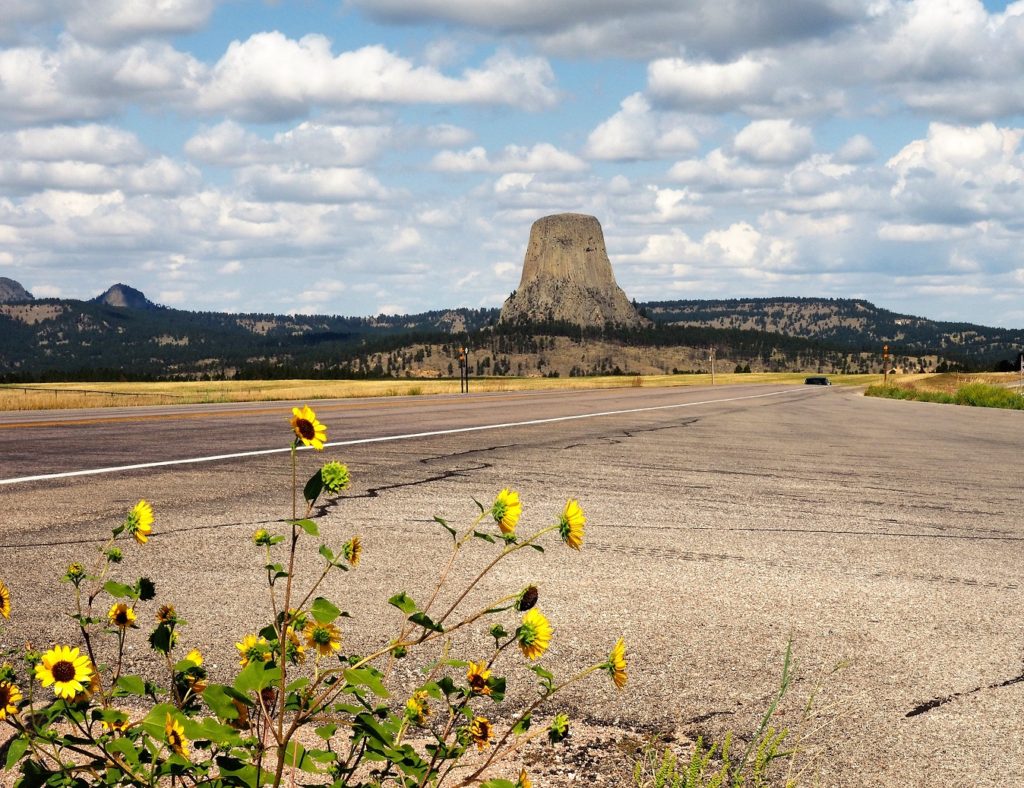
[646,297,1024,365]
[92,283,157,310]
[0,277,33,303]
[0,289,1018,381]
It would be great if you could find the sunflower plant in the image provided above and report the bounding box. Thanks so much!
[0,404,627,787]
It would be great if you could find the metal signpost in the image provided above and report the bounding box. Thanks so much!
[458,347,469,394]
[882,344,889,385]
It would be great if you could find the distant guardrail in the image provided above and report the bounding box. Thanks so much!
[2,386,185,399]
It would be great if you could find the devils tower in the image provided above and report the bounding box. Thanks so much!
[499,213,648,328]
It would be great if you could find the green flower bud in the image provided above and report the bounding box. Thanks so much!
[321,461,350,494]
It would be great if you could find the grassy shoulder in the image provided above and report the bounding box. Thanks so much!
[0,372,882,411]
[866,374,1024,410]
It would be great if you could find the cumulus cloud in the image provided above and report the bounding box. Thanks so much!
[835,134,877,164]
[887,122,1024,224]
[431,143,586,173]
[64,0,218,45]
[196,33,558,120]
[733,119,813,164]
[236,164,390,204]
[185,120,391,167]
[584,93,699,161]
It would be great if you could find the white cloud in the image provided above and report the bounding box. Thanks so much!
[887,122,1024,223]
[197,34,558,120]
[431,143,586,173]
[1,124,146,164]
[422,124,474,147]
[64,0,218,45]
[384,227,422,253]
[218,260,242,274]
[835,134,877,163]
[647,56,769,113]
[185,120,390,167]
[668,148,779,189]
[733,119,813,164]
[585,93,699,161]
[236,165,389,204]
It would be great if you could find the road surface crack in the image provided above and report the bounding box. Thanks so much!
[906,670,1024,717]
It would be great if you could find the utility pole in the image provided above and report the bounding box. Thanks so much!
[709,347,716,385]
[882,344,889,385]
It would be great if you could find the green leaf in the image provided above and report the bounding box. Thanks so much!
[293,518,319,536]
[528,543,545,553]
[234,660,281,695]
[318,544,335,562]
[303,470,325,505]
[114,675,147,697]
[4,735,28,769]
[471,496,486,514]
[135,577,156,601]
[202,684,251,722]
[480,781,516,788]
[149,624,174,655]
[315,723,338,741]
[472,530,496,544]
[409,612,444,633]
[344,668,389,699]
[487,676,507,702]
[103,580,135,599]
[433,515,456,541]
[388,592,418,615]
[311,596,341,624]
[511,713,531,735]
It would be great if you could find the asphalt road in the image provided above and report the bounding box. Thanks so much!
[1,383,1022,785]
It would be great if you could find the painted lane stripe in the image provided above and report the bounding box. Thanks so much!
[0,388,802,486]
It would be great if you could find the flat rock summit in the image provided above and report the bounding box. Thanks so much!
[499,213,648,329]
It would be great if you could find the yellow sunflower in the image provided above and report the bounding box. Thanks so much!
[124,500,153,545]
[185,649,203,666]
[466,660,491,696]
[517,609,552,661]
[405,690,430,726]
[107,602,136,630]
[468,716,492,750]
[343,536,362,567]
[303,621,342,657]
[284,626,306,665]
[165,713,189,758]
[35,645,94,699]
[517,769,532,788]
[559,499,585,550]
[607,638,627,689]
[0,579,10,619]
[234,634,271,667]
[0,681,22,719]
[290,405,327,450]
[491,488,522,535]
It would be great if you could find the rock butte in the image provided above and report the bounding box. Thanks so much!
[499,213,648,329]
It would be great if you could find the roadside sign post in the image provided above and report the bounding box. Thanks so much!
[709,347,716,385]
[459,347,469,394]
[882,344,889,385]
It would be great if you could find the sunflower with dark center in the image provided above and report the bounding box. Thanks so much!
[490,488,522,535]
[0,579,9,619]
[165,713,189,757]
[108,602,136,629]
[0,681,21,719]
[515,585,539,612]
[303,621,342,657]
[124,500,153,545]
[290,405,327,450]
[35,645,93,699]
[155,604,177,624]
[466,660,492,695]
[559,499,585,550]
[517,609,553,661]
[467,716,492,750]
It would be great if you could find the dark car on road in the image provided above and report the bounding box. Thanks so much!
[804,376,832,385]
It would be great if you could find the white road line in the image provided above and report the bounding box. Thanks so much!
[0,388,802,486]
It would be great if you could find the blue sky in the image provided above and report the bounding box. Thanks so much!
[2,0,1024,327]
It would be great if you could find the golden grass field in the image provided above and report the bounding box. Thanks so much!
[875,371,1022,395]
[0,373,907,411]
